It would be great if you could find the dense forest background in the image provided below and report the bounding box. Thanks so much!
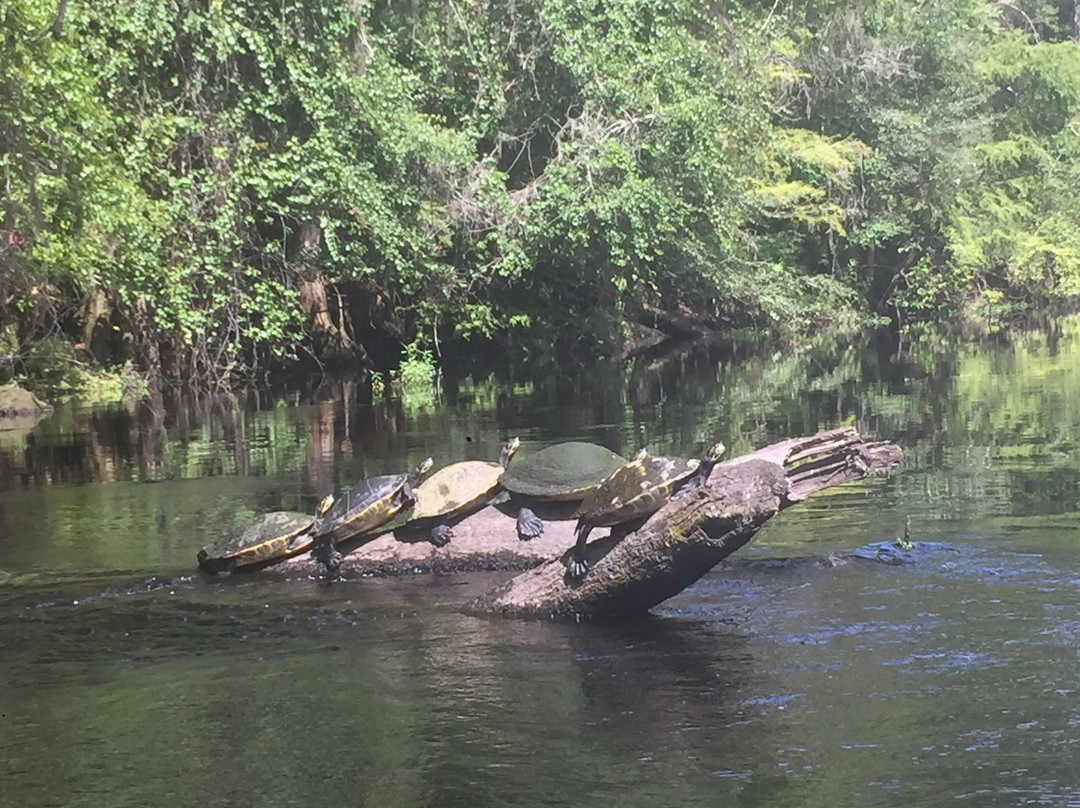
[4,0,1080,394]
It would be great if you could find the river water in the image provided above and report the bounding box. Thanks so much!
[2,322,1080,807]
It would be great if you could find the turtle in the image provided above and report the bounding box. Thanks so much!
[567,442,727,578]
[197,494,335,575]
[498,441,628,541]
[402,437,520,547]
[309,456,434,574]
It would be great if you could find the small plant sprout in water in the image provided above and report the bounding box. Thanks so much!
[369,342,440,410]
[894,516,913,551]
[399,341,437,392]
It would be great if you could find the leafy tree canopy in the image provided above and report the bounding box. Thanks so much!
[4,0,1080,392]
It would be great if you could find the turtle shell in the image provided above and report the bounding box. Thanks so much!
[197,511,316,575]
[573,454,699,527]
[316,457,433,543]
[568,442,726,579]
[408,461,503,522]
[409,438,519,523]
[499,442,626,501]
[575,442,726,527]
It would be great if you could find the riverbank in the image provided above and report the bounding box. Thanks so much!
[9,1,1080,401]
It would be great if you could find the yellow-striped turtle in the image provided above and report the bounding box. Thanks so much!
[498,441,627,541]
[310,457,434,573]
[404,438,520,546]
[568,442,726,578]
[197,495,335,575]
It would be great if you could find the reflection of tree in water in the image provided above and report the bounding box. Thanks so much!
[1,392,330,491]
[1,330,893,491]
[395,611,779,804]
[9,317,1080,534]
[15,411,131,487]
[563,619,769,768]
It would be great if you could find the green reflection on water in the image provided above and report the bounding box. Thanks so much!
[6,319,1080,574]
[4,321,1080,807]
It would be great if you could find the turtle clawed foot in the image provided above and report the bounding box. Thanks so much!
[516,507,544,541]
[312,542,343,577]
[429,525,453,547]
[567,554,589,580]
[323,549,343,577]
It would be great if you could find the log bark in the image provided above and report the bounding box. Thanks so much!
[279,428,902,618]
[639,303,716,338]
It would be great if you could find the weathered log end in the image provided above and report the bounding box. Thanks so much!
[467,427,903,620]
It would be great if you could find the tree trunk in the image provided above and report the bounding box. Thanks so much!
[129,295,164,405]
[51,0,68,39]
[293,221,367,365]
[277,428,902,618]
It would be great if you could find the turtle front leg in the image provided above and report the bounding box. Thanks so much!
[311,537,343,577]
[429,524,453,547]
[516,507,544,541]
[567,520,593,579]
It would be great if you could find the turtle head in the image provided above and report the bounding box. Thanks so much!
[699,442,726,480]
[410,457,434,485]
[632,447,649,462]
[704,442,726,463]
[500,437,521,469]
[311,492,336,533]
[687,442,726,489]
[316,493,335,517]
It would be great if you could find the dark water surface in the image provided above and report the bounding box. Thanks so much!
[3,323,1080,807]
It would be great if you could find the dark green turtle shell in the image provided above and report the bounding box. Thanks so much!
[408,438,519,524]
[574,442,727,527]
[197,511,317,575]
[316,457,433,544]
[499,442,626,501]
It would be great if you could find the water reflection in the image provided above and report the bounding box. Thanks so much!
[0,572,768,808]
[6,319,1080,806]
[1,328,890,495]
[7,319,1080,571]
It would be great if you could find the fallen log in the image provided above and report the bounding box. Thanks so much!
[280,428,902,618]
[467,427,901,618]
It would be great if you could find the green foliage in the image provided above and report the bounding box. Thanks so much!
[399,342,437,392]
[941,37,1080,309]
[749,129,871,235]
[8,0,1080,390]
[15,337,147,402]
[19,339,83,395]
[74,368,150,405]
[371,341,438,411]
[772,2,1080,317]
